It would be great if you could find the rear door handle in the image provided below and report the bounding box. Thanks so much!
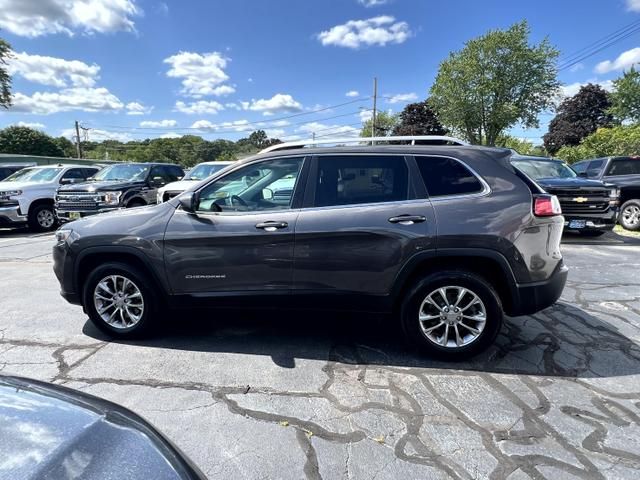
[256,221,289,231]
[388,215,426,225]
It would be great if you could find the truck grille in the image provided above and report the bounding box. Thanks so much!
[545,188,609,214]
[56,191,101,211]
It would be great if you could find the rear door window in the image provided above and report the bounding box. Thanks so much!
[606,158,640,176]
[313,155,408,207]
[414,156,483,197]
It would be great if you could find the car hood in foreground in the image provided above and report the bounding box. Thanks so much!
[535,177,606,189]
[58,180,146,192]
[0,375,205,480]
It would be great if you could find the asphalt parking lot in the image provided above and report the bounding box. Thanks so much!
[1,227,640,479]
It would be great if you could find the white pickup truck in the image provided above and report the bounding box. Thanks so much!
[0,164,100,231]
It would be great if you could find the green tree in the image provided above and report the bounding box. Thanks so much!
[0,126,64,156]
[496,134,538,155]
[429,21,559,146]
[360,111,399,137]
[0,38,12,108]
[543,84,614,155]
[555,124,640,163]
[609,67,640,123]
[53,136,76,157]
[392,100,447,136]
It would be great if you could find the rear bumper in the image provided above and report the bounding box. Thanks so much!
[0,205,27,225]
[509,262,568,316]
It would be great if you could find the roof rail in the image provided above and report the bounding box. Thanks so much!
[259,135,469,154]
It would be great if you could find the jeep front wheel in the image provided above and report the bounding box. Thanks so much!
[620,199,640,231]
[400,271,503,360]
[83,262,157,338]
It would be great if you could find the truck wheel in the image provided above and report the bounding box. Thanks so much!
[127,199,146,208]
[83,262,157,338]
[28,204,57,232]
[620,200,640,231]
[400,270,503,360]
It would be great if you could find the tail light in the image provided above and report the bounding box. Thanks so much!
[534,194,562,217]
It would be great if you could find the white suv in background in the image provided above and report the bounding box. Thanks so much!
[157,161,234,203]
[0,165,100,231]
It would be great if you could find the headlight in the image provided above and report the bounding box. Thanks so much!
[101,191,122,205]
[55,229,73,243]
[0,190,22,197]
[157,192,163,203]
[609,187,620,199]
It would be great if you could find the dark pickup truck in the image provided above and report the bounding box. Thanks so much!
[56,162,184,223]
[511,155,619,235]
[572,156,640,231]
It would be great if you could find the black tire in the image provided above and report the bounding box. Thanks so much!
[400,270,503,360]
[83,262,158,338]
[620,199,640,231]
[580,230,607,237]
[28,203,57,232]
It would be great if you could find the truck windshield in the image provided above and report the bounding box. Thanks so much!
[93,165,150,182]
[511,160,577,180]
[3,167,62,183]
[186,163,229,181]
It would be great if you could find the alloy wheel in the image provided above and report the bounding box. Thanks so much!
[93,275,145,329]
[37,209,55,229]
[622,204,640,228]
[418,286,487,348]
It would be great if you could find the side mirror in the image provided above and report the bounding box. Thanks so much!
[178,191,199,213]
[262,188,274,200]
[60,178,81,185]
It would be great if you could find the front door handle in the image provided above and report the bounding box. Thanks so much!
[256,221,288,231]
[388,215,426,225]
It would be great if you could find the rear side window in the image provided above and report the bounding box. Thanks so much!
[314,155,408,207]
[415,156,483,197]
[168,165,185,180]
[587,159,604,172]
[606,158,640,176]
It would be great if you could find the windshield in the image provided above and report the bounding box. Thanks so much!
[511,159,577,180]
[186,163,229,181]
[3,167,62,183]
[93,164,150,182]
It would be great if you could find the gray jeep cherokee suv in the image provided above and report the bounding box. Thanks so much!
[53,142,568,359]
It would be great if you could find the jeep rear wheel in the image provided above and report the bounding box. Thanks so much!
[400,271,503,360]
[620,199,640,231]
[28,204,57,232]
[83,262,157,338]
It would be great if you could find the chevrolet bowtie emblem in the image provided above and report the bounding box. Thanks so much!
[573,196,588,203]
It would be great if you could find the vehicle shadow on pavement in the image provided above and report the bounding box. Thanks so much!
[82,300,640,380]
[562,230,640,245]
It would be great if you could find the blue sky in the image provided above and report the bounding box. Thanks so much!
[0,0,639,146]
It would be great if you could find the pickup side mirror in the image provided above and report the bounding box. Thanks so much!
[60,177,82,185]
[177,191,199,213]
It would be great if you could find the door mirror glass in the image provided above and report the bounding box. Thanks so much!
[60,177,82,185]
[262,188,274,200]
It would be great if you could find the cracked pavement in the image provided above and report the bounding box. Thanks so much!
[1,227,640,479]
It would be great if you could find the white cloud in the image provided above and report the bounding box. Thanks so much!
[140,119,177,128]
[318,16,412,49]
[386,92,418,104]
[297,122,360,138]
[627,0,640,11]
[164,51,234,98]
[561,79,614,97]
[160,132,180,139]
[174,100,225,115]
[0,0,140,38]
[569,63,584,73]
[125,101,152,115]
[358,0,390,6]
[345,90,360,97]
[15,121,45,130]
[595,47,640,73]
[359,109,373,122]
[10,87,124,114]
[264,128,286,138]
[241,94,302,115]
[61,127,133,142]
[7,51,100,87]
[190,119,250,132]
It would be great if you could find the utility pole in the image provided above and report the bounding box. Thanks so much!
[312,132,316,142]
[371,77,378,140]
[74,121,82,159]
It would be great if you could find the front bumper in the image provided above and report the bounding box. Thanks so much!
[509,262,569,316]
[55,207,119,223]
[0,205,27,225]
[562,209,618,231]
[53,239,81,305]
